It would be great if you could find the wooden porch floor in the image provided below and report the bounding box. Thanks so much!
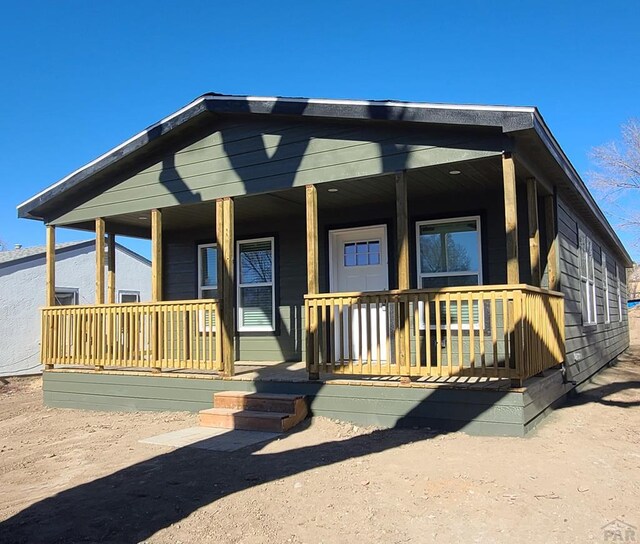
[47,360,563,392]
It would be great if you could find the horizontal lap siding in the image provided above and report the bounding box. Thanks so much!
[51,118,503,225]
[43,371,532,436]
[557,197,630,384]
[163,186,509,363]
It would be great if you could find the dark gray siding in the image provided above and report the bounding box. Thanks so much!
[163,184,512,362]
[557,196,629,384]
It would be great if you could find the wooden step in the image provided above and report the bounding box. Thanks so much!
[199,407,304,433]
[213,391,306,415]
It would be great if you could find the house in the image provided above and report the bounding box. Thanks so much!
[16,93,632,435]
[0,240,151,377]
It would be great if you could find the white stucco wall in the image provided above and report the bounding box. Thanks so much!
[0,244,151,377]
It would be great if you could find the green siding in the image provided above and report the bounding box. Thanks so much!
[50,117,504,225]
[557,196,630,385]
[42,370,570,437]
[163,186,512,362]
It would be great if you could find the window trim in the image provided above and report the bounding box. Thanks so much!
[616,264,623,323]
[415,215,483,288]
[197,242,218,300]
[603,252,611,324]
[236,236,276,332]
[117,290,140,303]
[579,229,597,326]
[54,287,79,306]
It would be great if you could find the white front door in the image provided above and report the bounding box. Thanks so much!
[329,225,389,362]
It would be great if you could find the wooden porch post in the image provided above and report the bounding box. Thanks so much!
[151,209,162,302]
[305,185,319,380]
[95,218,106,304]
[216,198,235,377]
[502,152,520,284]
[107,233,116,304]
[544,194,560,291]
[395,171,410,291]
[45,225,56,307]
[526,178,541,287]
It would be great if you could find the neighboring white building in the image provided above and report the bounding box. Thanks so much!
[0,240,151,377]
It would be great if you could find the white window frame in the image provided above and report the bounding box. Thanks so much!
[616,264,623,323]
[579,229,597,326]
[54,287,79,306]
[415,215,483,288]
[197,243,218,299]
[415,216,483,331]
[237,237,276,332]
[197,243,219,333]
[118,290,140,303]
[602,253,611,324]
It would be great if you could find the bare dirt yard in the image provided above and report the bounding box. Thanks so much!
[1,309,639,544]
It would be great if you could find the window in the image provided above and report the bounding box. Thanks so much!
[416,216,482,288]
[237,238,275,331]
[603,253,611,324]
[118,290,140,303]
[616,264,624,323]
[54,288,79,306]
[579,229,597,325]
[198,243,218,299]
[344,241,381,266]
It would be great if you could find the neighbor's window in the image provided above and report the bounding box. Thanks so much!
[416,216,482,288]
[198,243,218,299]
[54,288,79,306]
[237,238,275,332]
[603,253,611,324]
[579,229,597,325]
[616,264,623,323]
[118,290,140,303]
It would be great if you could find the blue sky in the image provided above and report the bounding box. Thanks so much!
[1,0,638,261]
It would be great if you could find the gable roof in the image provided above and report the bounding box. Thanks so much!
[15,92,633,266]
[0,240,150,269]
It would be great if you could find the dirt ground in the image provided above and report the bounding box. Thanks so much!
[1,309,639,544]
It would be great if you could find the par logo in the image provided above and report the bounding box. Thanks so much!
[602,520,636,542]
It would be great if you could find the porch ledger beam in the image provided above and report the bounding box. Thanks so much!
[151,209,162,302]
[45,225,55,306]
[502,152,520,284]
[95,218,105,304]
[544,194,560,291]
[305,185,320,380]
[107,233,116,304]
[526,178,541,286]
[395,171,410,291]
[217,198,235,377]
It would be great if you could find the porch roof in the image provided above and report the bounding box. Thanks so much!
[16,93,633,266]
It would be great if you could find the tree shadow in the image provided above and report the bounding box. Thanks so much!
[0,378,511,544]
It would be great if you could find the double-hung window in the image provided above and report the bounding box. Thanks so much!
[616,264,623,323]
[237,238,275,332]
[55,288,79,306]
[416,216,482,288]
[579,229,597,325]
[602,253,611,324]
[198,243,218,299]
[416,216,482,329]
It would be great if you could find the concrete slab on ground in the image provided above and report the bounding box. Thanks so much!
[139,427,280,452]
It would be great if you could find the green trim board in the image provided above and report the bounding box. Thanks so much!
[44,367,573,437]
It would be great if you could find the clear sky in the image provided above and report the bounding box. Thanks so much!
[1,0,638,261]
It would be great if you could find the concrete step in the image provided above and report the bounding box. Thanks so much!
[199,407,304,433]
[213,391,306,415]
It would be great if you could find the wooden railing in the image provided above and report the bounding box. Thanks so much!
[304,284,565,383]
[41,299,222,371]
